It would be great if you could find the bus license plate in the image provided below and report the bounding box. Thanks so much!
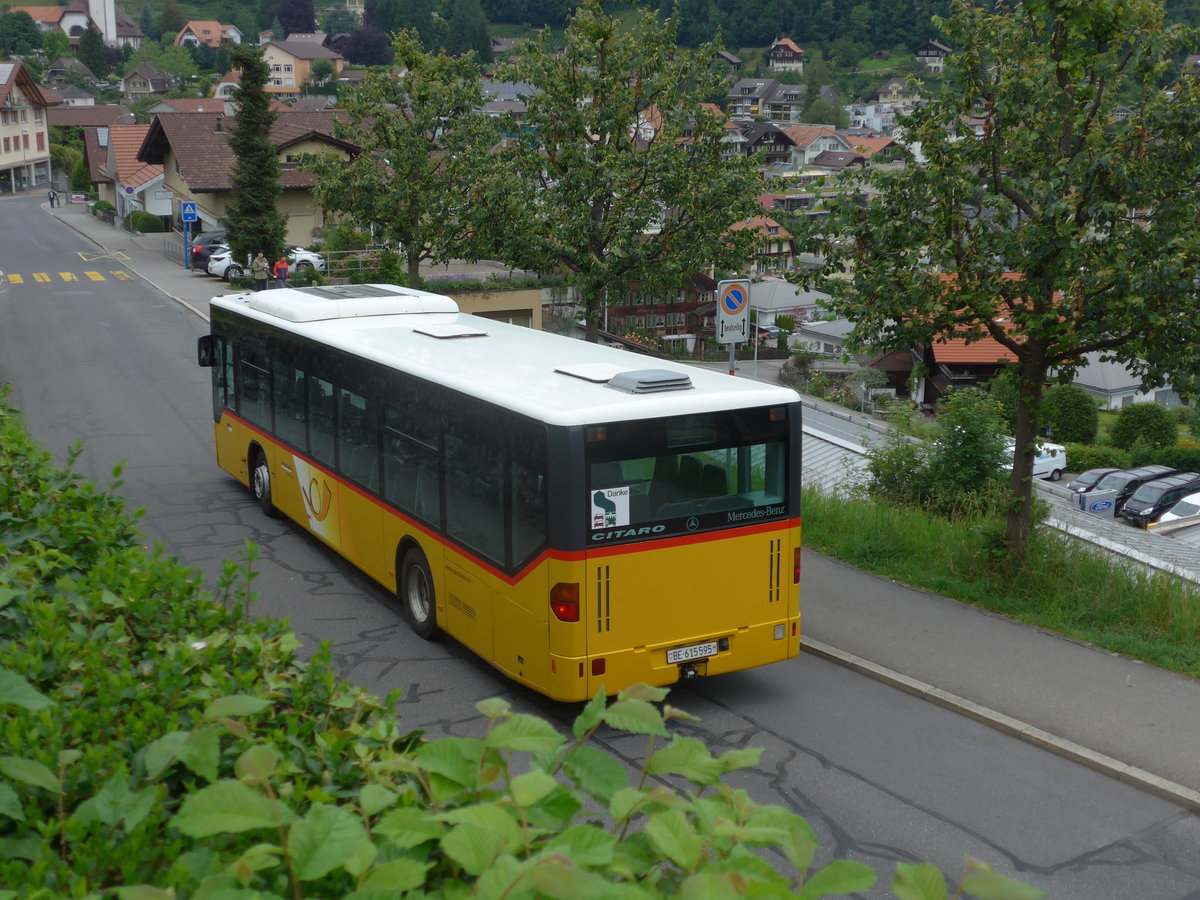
[667,641,718,664]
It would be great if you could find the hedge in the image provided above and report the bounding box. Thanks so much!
[0,398,1038,899]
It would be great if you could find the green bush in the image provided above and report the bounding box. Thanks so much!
[126,210,164,233]
[92,199,116,214]
[1153,442,1200,473]
[1063,442,1131,473]
[1043,384,1098,444]
[0,398,1037,898]
[1110,402,1178,450]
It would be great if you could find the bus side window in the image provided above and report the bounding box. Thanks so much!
[308,376,336,466]
[273,358,307,452]
[237,347,271,430]
[338,388,378,491]
[511,461,545,565]
[445,431,503,563]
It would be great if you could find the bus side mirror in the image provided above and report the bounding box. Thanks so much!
[197,335,214,367]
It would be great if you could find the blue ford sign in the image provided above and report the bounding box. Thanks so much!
[1088,499,1114,513]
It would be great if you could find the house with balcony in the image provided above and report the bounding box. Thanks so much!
[769,38,805,74]
[120,61,174,102]
[261,40,345,101]
[0,61,51,193]
[731,121,797,166]
[915,40,951,73]
[174,20,242,48]
[728,215,796,276]
[781,124,850,166]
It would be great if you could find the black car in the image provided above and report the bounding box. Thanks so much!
[1086,464,1177,514]
[1117,472,1200,528]
[190,230,227,270]
[1065,467,1121,495]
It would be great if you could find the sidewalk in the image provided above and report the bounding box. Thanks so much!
[44,200,1200,812]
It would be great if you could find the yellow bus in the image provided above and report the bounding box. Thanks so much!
[197,284,801,701]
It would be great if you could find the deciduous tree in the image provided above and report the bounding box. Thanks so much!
[305,30,500,285]
[489,0,762,342]
[224,44,287,266]
[792,0,1200,558]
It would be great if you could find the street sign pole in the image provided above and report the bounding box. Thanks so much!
[180,201,198,270]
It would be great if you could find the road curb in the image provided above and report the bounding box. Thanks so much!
[802,637,1200,813]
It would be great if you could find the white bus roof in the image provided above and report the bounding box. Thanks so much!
[211,284,799,427]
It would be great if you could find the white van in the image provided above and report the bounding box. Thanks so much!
[1003,441,1067,481]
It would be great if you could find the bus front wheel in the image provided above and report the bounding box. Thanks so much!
[251,449,277,518]
[400,549,438,640]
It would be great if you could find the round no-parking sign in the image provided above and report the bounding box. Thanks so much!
[716,279,750,344]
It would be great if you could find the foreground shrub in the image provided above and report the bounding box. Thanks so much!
[1110,402,1178,450]
[1043,384,1098,444]
[0,399,1040,898]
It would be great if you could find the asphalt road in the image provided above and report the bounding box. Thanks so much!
[3,196,1199,897]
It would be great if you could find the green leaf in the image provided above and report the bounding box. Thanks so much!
[602,698,667,736]
[799,859,877,899]
[0,784,25,822]
[205,694,271,718]
[716,747,762,773]
[646,737,723,785]
[414,737,487,788]
[509,769,558,807]
[235,745,279,783]
[359,783,399,816]
[476,697,512,720]
[486,714,566,753]
[71,774,157,831]
[144,731,188,779]
[644,809,702,870]
[680,872,746,900]
[893,862,948,900]
[357,858,431,892]
[439,802,523,845]
[289,803,373,881]
[173,780,296,837]
[179,726,221,783]
[0,756,61,794]
[528,855,612,898]
[572,687,607,740]
[0,670,54,711]
[562,744,629,804]
[960,870,1047,900]
[374,806,444,848]
[440,822,512,876]
[544,823,617,867]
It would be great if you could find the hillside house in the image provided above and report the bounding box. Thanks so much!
[174,20,242,48]
[769,38,805,74]
[0,61,51,192]
[914,40,951,73]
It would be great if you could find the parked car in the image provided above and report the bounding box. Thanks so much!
[1087,464,1178,514]
[1117,472,1200,528]
[206,246,246,281]
[191,230,227,270]
[287,246,326,271]
[1002,440,1067,481]
[1065,467,1121,495]
[1157,490,1200,526]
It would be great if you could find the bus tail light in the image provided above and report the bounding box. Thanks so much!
[793,548,801,584]
[550,582,580,622]
[591,658,605,676]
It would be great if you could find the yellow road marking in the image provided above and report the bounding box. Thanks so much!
[111,270,132,280]
[33,273,51,282]
[6,274,22,284]
[60,272,77,282]
[78,251,131,262]
[85,271,104,281]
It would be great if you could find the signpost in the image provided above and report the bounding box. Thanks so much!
[181,202,197,269]
[716,278,750,375]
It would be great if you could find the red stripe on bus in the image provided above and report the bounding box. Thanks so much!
[225,413,798,586]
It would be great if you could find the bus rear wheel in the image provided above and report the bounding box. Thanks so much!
[400,548,438,640]
[251,449,277,518]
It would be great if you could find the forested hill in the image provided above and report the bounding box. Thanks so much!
[475,0,1200,53]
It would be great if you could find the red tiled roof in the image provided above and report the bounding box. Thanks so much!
[108,124,161,187]
[772,38,804,54]
[781,123,835,149]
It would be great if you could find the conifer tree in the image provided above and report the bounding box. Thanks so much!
[78,23,107,78]
[223,44,287,267]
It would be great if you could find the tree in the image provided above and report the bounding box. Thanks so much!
[42,30,71,61]
[1042,384,1098,444]
[343,25,394,65]
[158,0,188,37]
[126,42,199,82]
[309,57,335,87]
[490,0,763,342]
[305,30,501,285]
[138,5,162,42]
[273,0,316,35]
[78,23,108,78]
[792,0,1200,559]
[1110,402,1179,451]
[320,5,360,35]
[1,10,43,54]
[224,44,287,267]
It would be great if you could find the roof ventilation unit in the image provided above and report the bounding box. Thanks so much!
[605,369,694,394]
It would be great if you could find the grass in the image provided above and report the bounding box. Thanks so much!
[802,486,1200,677]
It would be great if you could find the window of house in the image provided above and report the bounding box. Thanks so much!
[284,64,293,72]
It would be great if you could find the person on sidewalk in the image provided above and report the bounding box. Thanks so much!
[272,255,289,289]
[252,251,270,291]
[47,189,56,208]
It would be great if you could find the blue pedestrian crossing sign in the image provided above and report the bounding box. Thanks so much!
[181,201,198,222]
[716,279,750,345]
